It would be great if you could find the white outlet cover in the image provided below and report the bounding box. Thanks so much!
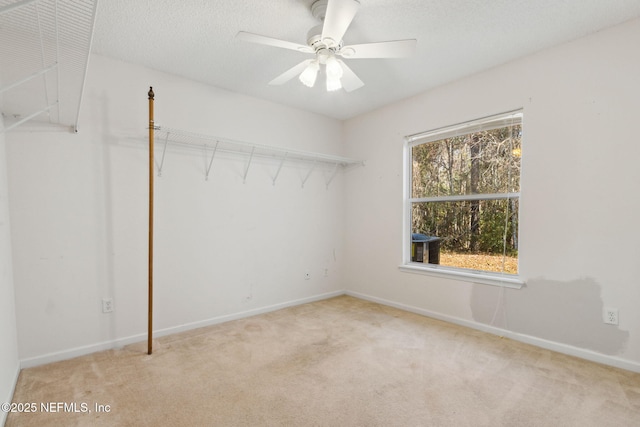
[102,298,114,313]
[603,307,618,325]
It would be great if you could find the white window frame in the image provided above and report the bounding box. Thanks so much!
[400,110,525,289]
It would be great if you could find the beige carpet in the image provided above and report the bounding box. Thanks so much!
[6,296,640,426]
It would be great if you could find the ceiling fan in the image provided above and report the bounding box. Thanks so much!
[236,0,417,92]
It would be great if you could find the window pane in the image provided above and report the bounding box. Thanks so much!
[411,199,519,274]
[411,125,521,198]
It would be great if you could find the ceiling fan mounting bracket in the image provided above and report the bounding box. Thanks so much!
[311,0,328,21]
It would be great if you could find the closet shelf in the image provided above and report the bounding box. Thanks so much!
[152,126,363,187]
[0,0,98,133]
[154,127,362,166]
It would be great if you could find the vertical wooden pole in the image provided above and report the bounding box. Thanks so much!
[148,86,154,355]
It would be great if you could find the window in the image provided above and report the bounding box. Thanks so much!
[402,111,523,287]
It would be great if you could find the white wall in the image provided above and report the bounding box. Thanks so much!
[6,18,640,374]
[0,116,20,426]
[343,18,640,370]
[6,54,346,365]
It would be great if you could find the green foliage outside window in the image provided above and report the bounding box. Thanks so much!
[411,124,521,272]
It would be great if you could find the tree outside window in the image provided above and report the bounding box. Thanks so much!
[407,111,522,275]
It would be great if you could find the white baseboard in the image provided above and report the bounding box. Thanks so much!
[346,290,640,374]
[20,290,345,369]
[1,361,20,426]
[20,289,640,374]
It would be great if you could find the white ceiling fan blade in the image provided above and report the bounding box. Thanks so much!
[321,0,360,47]
[269,59,314,86]
[340,39,417,59]
[236,31,313,53]
[337,60,364,92]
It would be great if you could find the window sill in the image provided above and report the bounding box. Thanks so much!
[398,263,525,289]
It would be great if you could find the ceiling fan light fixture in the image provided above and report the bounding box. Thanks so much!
[326,74,342,92]
[299,60,320,87]
[325,55,343,79]
[238,0,415,93]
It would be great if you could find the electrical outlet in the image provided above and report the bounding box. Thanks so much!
[603,307,618,325]
[102,298,114,313]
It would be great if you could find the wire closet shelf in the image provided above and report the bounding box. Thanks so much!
[0,0,98,133]
[152,126,363,188]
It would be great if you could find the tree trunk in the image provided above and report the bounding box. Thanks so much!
[469,136,480,252]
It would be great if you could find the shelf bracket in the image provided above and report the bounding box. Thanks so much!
[243,147,255,183]
[0,63,57,95]
[2,102,58,133]
[204,141,219,181]
[272,153,288,186]
[324,163,340,190]
[301,160,317,188]
[155,132,169,177]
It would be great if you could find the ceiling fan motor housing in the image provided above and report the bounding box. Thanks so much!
[308,0,345,51]
[307,24,324,47]
[307,25,342,54]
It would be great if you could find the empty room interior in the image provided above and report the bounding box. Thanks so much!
[2,0,640,425]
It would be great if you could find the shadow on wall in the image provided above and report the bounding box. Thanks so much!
[470,277,628,355]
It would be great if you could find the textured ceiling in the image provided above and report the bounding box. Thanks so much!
[91,0,640,120]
